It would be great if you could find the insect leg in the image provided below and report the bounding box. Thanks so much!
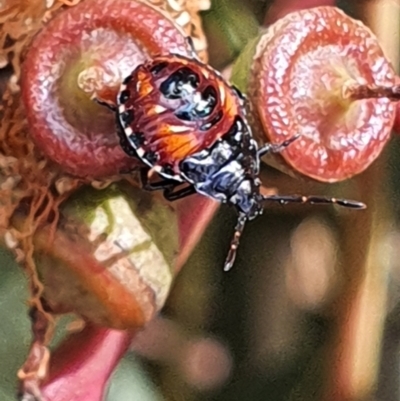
[257,135,300,156]
[140,168,178,191]
[164,185,196,201]
[140,169,195,201]
[262,194,366,209]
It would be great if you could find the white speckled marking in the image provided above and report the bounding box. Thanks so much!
[154,105,167,114]
[219,86,226,104]
[124,126,133,135]
[169,125,189,133]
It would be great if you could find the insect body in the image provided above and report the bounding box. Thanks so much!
[115,53,365,271]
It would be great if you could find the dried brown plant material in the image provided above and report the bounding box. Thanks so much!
[0,0,77,91]
[146,0,210,61]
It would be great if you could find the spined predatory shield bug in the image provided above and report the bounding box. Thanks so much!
[98,51,365,271]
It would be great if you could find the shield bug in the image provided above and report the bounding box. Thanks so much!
[101,51,365,271]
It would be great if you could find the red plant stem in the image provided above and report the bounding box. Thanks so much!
[345,83,400,101]
[41,325,133,401]
[176,195,218,270]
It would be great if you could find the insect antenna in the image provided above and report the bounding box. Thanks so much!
[261,194,366,209]
[224,213,248,272]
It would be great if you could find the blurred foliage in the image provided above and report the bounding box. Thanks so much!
[201,0,263,69]
[0,248,30,401]
[107,353,163,401]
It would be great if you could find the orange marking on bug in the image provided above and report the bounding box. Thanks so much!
[158,134,200,160]
[152,123,190,138]
[121,54,246,168]
[136,68,153,98]
[150,105,167,115]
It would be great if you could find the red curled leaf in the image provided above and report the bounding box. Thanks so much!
[21,0,191,179]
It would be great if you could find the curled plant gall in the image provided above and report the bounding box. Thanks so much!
[233,6,397,182]
[33,183,179,329]
[21,0,193,179]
